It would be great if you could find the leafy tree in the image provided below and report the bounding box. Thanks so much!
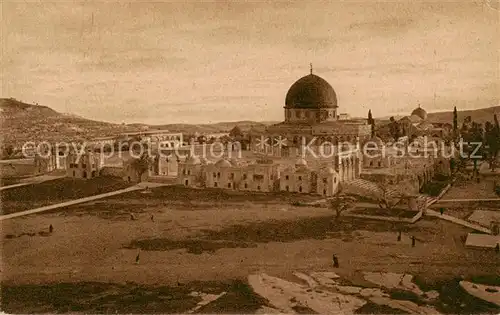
[388,117,401,141]
[484,120,499,171]
[197,135,207,144]
[229,125,243,138]
[328,193,356,221]
[453,106,458,133]
[2,144,14,159]
[130,153,151,183]
[468,122,484,172]
[376,179,412,211]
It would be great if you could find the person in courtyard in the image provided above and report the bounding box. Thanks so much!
[411,236,416,247]
[130,213,136,221]
[49,224,53,233]
[440,208,444,215]
[135,252,140,264]
[397,231,402,242]
[332,254,339,268]
[150,215,154,222]
[495,243,499,253]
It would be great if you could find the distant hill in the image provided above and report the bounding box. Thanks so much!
[377,106,500,125]
[145,120,278,134]
[0,98,130,147]
[1,97,498,149]
[426,106,500,125]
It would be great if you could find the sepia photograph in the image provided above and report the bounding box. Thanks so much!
[1,0,499,314]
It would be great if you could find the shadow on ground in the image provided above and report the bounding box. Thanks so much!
[1,280,269,314]
[125,216,421,254]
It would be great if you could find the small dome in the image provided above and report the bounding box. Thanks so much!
[321,167,337,174]
[411,106,427,120]
[215,159,232,168]
[185,155,201,165]
[285,74,338,109]
[283,165,296,173]
[229,157,240,166]
[295,157,308,166]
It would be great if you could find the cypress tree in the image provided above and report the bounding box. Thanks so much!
[453,106,458,132]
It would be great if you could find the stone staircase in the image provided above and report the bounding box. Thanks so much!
[343,178,436,209]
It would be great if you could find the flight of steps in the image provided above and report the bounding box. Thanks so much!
[343,178,436,209]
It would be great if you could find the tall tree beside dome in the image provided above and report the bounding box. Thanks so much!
[453,106,458,139]
[367,110,374,125]
[484,121,499,171]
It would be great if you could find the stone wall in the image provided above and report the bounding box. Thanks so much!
[100,166,124,177]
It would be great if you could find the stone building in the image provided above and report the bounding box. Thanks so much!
[203,158,280,192]
[66,151,102,179]
[362,135,394,169]
[280,158,314,193]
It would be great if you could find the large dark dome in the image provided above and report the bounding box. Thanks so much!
[285,74,338,109]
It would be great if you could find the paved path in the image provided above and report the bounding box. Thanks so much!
[0,175,65,191]
[0,181,169,221]
[425,209,492,234]
[436,198,500,203]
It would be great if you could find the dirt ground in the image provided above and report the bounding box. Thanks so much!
[1,185,499,313]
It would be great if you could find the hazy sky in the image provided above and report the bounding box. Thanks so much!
[2,0,498,124]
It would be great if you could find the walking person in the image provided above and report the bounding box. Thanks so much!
[440,208,444,215]
[135,252,140,264]
[150,215,154,222]
[411,236,416,247]
[332,254,339,268]
[397,231,402,242]
[49,224,53,233]
[495,243,499,254]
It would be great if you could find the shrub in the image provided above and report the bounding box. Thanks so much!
[421,181,449,197]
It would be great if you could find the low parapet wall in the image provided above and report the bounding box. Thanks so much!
[100,166,123,177]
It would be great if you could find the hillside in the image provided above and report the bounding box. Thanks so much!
[0,98,130,147]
